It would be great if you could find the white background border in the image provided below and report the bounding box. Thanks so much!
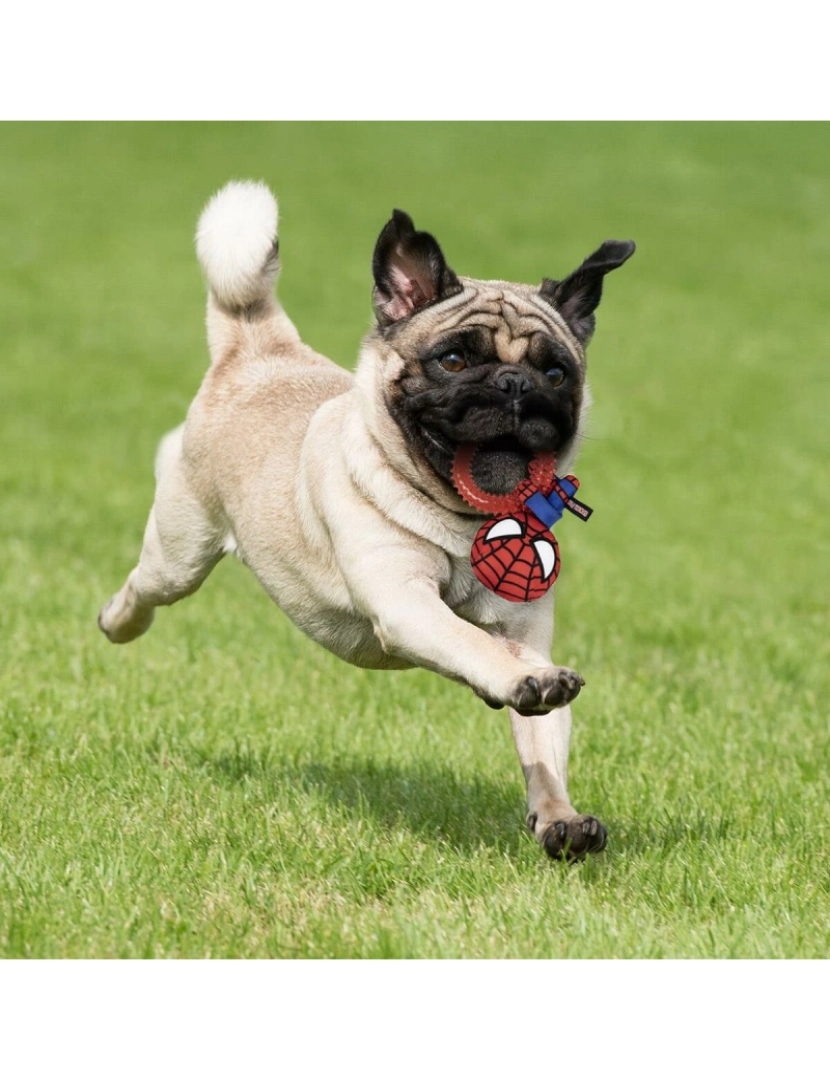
[2,2,827,120]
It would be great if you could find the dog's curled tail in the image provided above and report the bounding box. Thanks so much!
[196,180,294,366]
[196,180,279,311]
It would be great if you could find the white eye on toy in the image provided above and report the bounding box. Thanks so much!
[484,518,523,541]
[532,539,557,580]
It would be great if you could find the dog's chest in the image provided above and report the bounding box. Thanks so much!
[443,551,511,627]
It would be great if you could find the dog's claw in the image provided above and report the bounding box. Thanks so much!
[514,676,540,713]
[542,821,568,858]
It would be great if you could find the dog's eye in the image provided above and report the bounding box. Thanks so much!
[546,366,566,387]
[439,351,467,373]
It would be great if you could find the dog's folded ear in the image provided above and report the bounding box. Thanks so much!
[372,210,462,327]
[540,240,635,345]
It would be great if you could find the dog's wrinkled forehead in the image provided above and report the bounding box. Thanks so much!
[397,278,584,366]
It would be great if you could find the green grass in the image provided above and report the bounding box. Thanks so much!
[1,122,828,957]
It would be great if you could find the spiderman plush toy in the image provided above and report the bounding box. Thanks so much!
[451,446,592,604]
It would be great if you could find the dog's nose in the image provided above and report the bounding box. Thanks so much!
[494,368,532,399]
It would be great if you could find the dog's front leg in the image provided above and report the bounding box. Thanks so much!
[498,611,607,860]
[377,581,582,714]
[511,701,606,860]
[342,541,582,714]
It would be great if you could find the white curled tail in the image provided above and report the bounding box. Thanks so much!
[196,180,279,309]
[195,180,296,365]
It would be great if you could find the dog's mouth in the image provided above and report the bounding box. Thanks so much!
[421,428,535,496]
[416,396,571,500]
[463,435,534,495]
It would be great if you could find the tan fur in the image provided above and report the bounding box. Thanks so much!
[99,194,604,859]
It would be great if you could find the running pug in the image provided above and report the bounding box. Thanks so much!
[99,182,634,860]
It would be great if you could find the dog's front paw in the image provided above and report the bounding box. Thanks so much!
[508,666,584,716]
[527,813,607,861]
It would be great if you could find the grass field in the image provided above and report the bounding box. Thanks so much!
[0,122,828,958]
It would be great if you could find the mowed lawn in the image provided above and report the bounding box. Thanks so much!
[0,123,828,958]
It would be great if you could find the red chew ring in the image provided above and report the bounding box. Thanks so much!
[451,445,557,513]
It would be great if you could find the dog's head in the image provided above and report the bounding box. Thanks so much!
[365,210,635,497]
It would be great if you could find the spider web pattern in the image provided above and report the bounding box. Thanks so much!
[470,517,561,603]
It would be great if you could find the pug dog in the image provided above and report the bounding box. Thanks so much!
[99,181,634,860]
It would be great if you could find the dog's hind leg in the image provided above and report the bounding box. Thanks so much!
[98,425,226,644]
